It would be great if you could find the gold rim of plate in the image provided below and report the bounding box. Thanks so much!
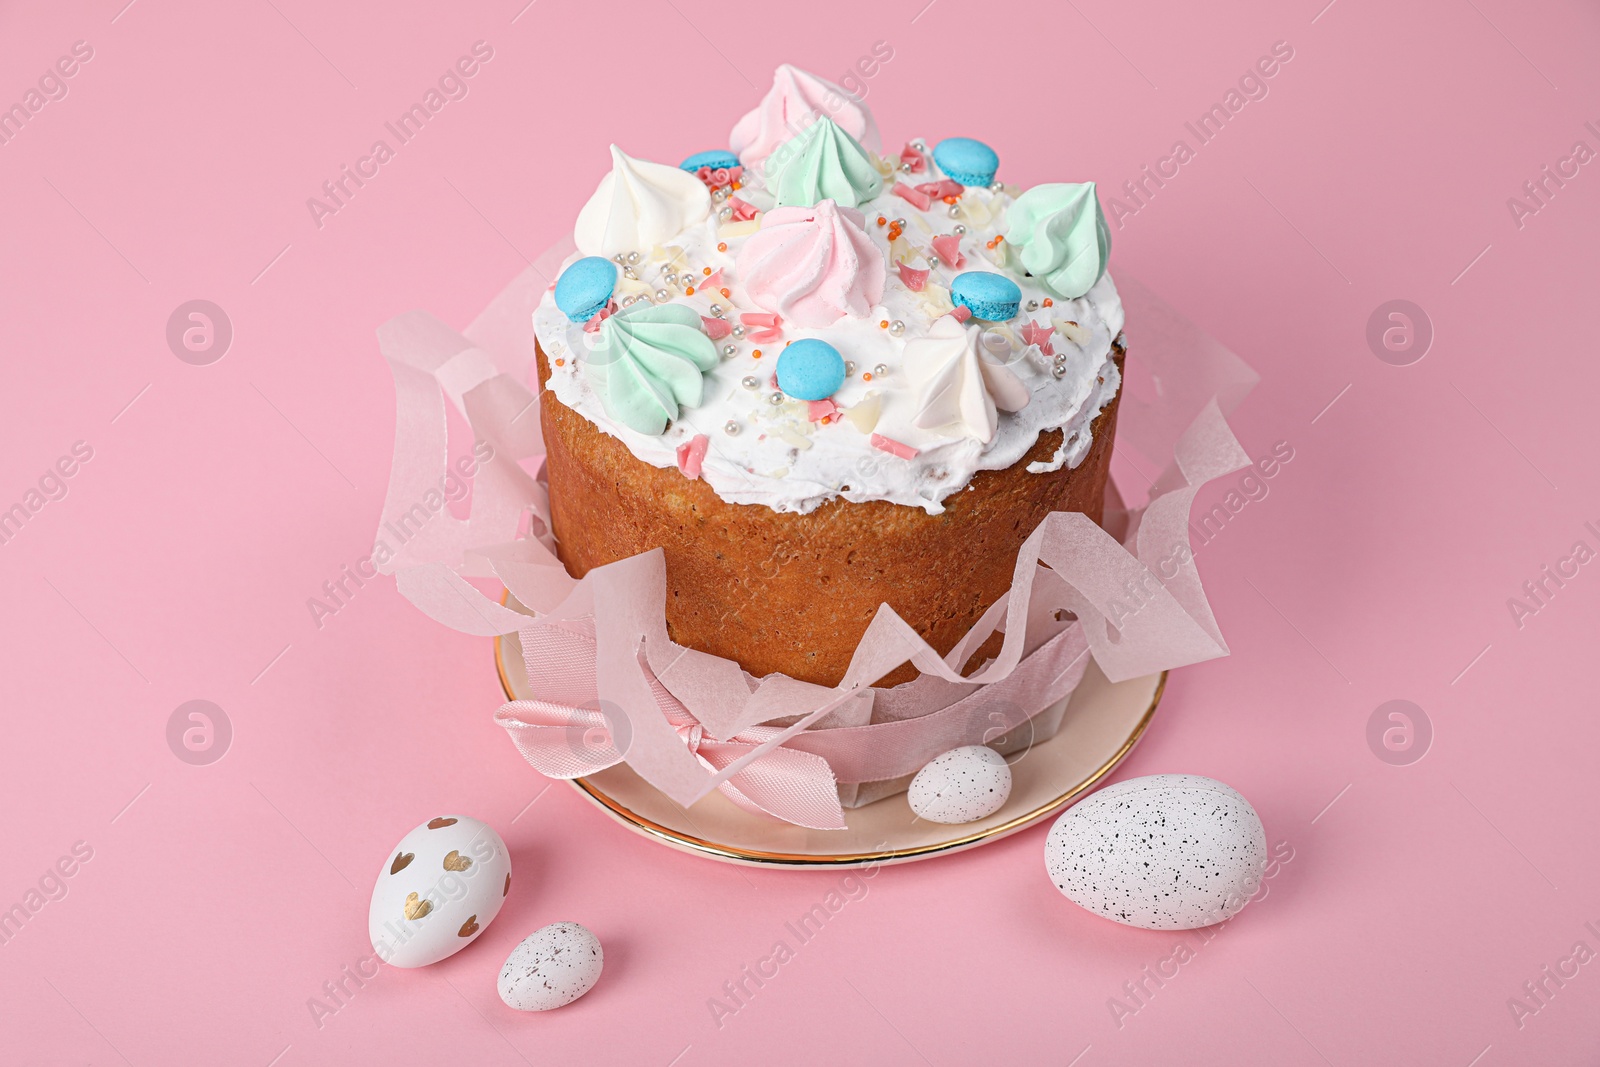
[493,624,1166,868]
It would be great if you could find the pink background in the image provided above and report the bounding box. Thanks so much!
[3,0,1597,1063]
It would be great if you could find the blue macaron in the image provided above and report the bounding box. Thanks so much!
[776,339,847,401]
[554,256,618,322]
[680,149,742,172]
[950,271,1022,321]
[932,137,999,187]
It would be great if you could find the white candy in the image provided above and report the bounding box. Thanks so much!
[1044,774,1267,930]
[908,746,1012,823]
[498,922,605,1011]
[367,815,512,968]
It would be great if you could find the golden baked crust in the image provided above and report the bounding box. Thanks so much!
[538,341,1123,687]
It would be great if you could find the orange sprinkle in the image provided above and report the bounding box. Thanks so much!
[993,235,1004,243]
[685,286,696,295]
[731,181,742,190]
[752,349,763,358]
[1042,298,1053,307]
[862,372,873,381]
[717,242,728,252]
[942,195,960,205]
[820,415,832,424]
[554,358,565,366]
[703,267,712,276]
[876,216,887,226]
[720,287,731,298]
[879,320,889,329]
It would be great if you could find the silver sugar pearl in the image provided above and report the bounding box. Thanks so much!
[623,267,638,280]
[953,224,966,235]
[888,320,905,336]
[611,253,626,264]
[663,271,678,285]
[709,303,724,316]
[724,420,741,435]
[947,204,961,218]
[731,324,747,339]
[844,360,856,376]
[655,289,670,302]
[718,206,733,221]
[892,218,906,228]
[722,344,738,358]
[899,161,913,173]
[1051,363,1069,379]
[989,181,1004,193]
[626,251,641,265]
[767,392,785,406]
[873,363,889,377]
[1026,300,1039,312]
[622,294,639,307]
[713,186,730,201]
[741,375,760,389]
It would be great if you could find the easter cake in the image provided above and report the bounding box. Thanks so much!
[533,64,1123,688]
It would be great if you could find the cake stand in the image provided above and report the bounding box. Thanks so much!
[493,617,1164,868]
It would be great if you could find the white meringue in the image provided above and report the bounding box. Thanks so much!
[574,145,712,258]
[904,317,1031,443]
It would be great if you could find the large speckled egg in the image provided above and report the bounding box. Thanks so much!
[908,746,1012,823]
[498,922,605,1011]
[368,815,512,967]
[1044,774,1266,930]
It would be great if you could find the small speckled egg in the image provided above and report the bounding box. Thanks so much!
[950,271,1022,321]
[680,149,741,172]
[498,922,604,1011]
[908,746,1012,823]
[1044,774,1267,930]
[368,815,512,968]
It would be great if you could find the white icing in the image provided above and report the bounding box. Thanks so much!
[574,145,712,258]
[905,318,1030,443]
[535,141,1124,516]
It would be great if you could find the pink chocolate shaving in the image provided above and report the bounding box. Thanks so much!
[915,179,963,199]
[896,262,929,291]
[675,434,709,479]
[948,305,972,323]
[748,327,783,343]
[899,142,926,173]
[931,234,965,269]
[870,433,919,460]
[807,399,839,422]
[892,182,932,211]
[702,316,732,340]
[728,196,759,222]
[1020,319,1054,356]
[740,312,781,327]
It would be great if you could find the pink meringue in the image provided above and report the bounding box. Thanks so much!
[736,200,885,328]
[729,64,882,173]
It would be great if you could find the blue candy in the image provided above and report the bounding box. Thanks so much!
[950,271,1022,321]
[554,256,618,322]
[776,339,846,401]
[933,137,999,187]
[680,149,741,172]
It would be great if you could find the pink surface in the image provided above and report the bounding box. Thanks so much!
[2,0,1597,1063]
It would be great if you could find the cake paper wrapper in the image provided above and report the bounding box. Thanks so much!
[372,260,1257,829]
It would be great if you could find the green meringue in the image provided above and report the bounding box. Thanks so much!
[583,303,717,436]
[1004,182,1112,300]
[766,116,884,209]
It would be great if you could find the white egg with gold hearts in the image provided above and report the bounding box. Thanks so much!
[368,815,512,968]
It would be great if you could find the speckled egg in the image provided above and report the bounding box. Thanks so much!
[1044,774,1267,930]
[498,922,605,1011]
[908,746,1012,823]
[368,815,512,968]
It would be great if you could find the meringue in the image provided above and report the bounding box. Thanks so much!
[582,303,718,435]
[574,145,712,258]
[1004,182,1112,301]
[736,199,885,328]
[729,64,882,173]
[904,317,1030,443]
[766,116,883,209]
